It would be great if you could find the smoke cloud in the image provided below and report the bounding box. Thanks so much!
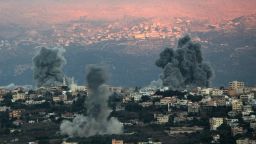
[32,47,66,87]
[60,65,123,137]
[156,35,213,90]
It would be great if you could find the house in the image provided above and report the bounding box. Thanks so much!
[231,126,244,136]
[112,139,123,144]
[211,89,223,96]
[52,95,67,102]
[212,96,226,106]
[250,121,256,129]
[9,109,24,119]
[168,126,203,135]
[62,141,78,144]
[160,97,175,105]
[236,138,249,144]
[226,118,239,127]
[109,86,122,94]
[243,105,252,113]
[130,93,142,102]
[12,92,26,101]
[173,112,188,124]
[138,138,162,144]
[139,102,153,107]
[211,134,220,143]
[156,115,169,124]
[187,102,200,113]
[13,120,24,126]
[209,117,223,130]
[242,115,256,123]
[177,99,188,106]
[232,99,243,112]
[0,106,11,112]
[200,88,213,95]
[61,112,75,119]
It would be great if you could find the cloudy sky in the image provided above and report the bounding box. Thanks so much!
[0,0,255,24]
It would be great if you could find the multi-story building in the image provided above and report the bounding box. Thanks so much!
[232,99,243,112]
[160,97,174,105]
[200,88,213,95]
[188,103,200,113]
[211,89,224,96]
[229,81,245,90]
[12,92,26,101]
[209,117,224,130]
[212,96,226,106]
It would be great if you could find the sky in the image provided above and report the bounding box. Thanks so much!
[0,0,255,25]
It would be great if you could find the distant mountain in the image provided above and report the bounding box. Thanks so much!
[0,14,255,87]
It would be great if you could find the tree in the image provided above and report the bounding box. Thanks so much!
[217,123,235,144]
[140,95,150,102]
[125,102,142,112]
[0,112,11,128]
[139,112,154,123]
[2,92,13,106]
[187,95,202,102]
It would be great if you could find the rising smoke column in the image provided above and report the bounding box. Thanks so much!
[32,47,66,87]
[156,35,213,90]
[60,65,123,137]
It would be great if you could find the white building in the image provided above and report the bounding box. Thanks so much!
[209,117,224,130]
[232,99,243,112]
[211,89,223,96]
[200,88,213,95]
[229,81,245,90]
[12,93,26,101]
[155,114,169,124]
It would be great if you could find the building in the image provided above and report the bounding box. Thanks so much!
[232,99,243,112]
[209,117,223,130]
[62,141,78,144]
[232,126,244,136]
[140,102,153,107]
[130,93,142,102]
[52,95,67,102]
[0,106,11,112]
[155,114,169,124]
[212,96,226,106]
[109,86,122,93]
[112,139,123,144]
[12,92,26,101]
[211,89,223,96]
[188,103,200,113]
[243,105,253,113]
[229,81,245,90]
[168,126,203,135]
[236,138,249,144]
[9,109,24,119]
[200,88,213,95]
[240,94,253,103]
[160,97,174,105]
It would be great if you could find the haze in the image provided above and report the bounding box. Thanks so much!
[0,0,256,25]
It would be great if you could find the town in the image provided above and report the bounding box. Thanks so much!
[0,80,256,144]
[0,16,229,50]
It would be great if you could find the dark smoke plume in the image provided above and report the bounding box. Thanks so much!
[156,35,213,90]
[32,47,66,87]
[60,65,123,137]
